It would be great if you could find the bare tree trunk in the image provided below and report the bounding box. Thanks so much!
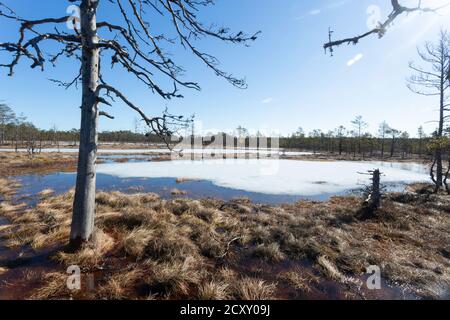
[370,169,381,210]
[363,169,381,214]
[435,150,443,188]
[435,72,445,188]
[70,0,100,248]
[390,138,395,157]
[444,159,450,194]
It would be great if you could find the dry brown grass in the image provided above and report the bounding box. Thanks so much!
[198,281,231,300]
[0,152,78,176]
[0,180,449,300]
[98,268,145,300]
[170,188,187,196]
[54,229,115,267]
[143,256,204,298]
[252,243,285,262]
[0,267,7,275]
[0,178,20,200]
[30,272,72,300]
[278,270,311,293]
[38,189,55,198]
[316,255,346,282]
[176,177,200,183]
[234,278,276,300]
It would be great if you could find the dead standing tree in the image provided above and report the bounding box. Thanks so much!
[365,169,381,210]
[407,30,450,191]
[0,0,259,248]
[323,0,450,191]
[359,169,383,218]
[324,1,450,55]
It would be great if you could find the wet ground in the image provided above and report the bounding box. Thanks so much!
[229,254,419,300]
[0,153,435,300]
[8,155,429,206]
[13,172,356,207]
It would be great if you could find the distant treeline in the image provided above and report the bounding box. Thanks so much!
[0,123,166,147]
[0,104,438,158]
[197,132,431,158]
[279,133,428,158]
[0,104,166,149]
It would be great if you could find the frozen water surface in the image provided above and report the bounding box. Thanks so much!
[96,159,429,196]
[13,159,429,205]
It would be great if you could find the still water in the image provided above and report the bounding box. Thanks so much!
[12,159,429,205]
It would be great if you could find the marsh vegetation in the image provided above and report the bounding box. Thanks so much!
[0,172,449,300]
[0,0,450,303]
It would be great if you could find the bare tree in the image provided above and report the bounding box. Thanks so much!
[351,115,368,154]
[0,102,15,145]
[323,1,450,186]
[407,30,450,189]
[294,127,305,138]
[400,131,411,158]
[378,121,390,157]
[0,0,258,248]
[51,124,61,152]
[362,169,382,215]
[387,127,400,157]
[324,1,449,54]
[236,126,249,138]
[417,125,426,155]
[334,125,346,155]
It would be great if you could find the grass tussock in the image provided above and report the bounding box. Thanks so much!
[235,278,276,300]
[170,188,187,196]
[252,243,285,262]
[198,281,231,300]
[54,229,115,267]
[0,152,78,176]
[30,272,73,300]
[38,189,55,198]
[98,268,145,299]
[0,180,449,300]
[278,269,311,293]
[0,178,21,200]
[0,267,8,275]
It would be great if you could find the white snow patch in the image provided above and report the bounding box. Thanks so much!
[96,159,428,196]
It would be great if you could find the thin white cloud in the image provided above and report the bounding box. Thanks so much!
[261,97,273,104]
[294,0,352,21]
[326,0,351,10]
[347,53,364,66]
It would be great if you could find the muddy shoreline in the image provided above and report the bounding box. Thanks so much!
[0,151,447,300]
[0,175,449,300]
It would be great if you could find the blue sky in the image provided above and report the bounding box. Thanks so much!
[1,0,450,136]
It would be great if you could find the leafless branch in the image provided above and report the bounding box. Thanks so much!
[324,0,450,54]
[97,83,192,146]
[1,0,254,144]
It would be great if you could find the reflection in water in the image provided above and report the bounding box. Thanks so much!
[14,172,338,206]
[370,161,428,174]
[12,159,429,206]
[96,159,429,196]
[98,154,157,163]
